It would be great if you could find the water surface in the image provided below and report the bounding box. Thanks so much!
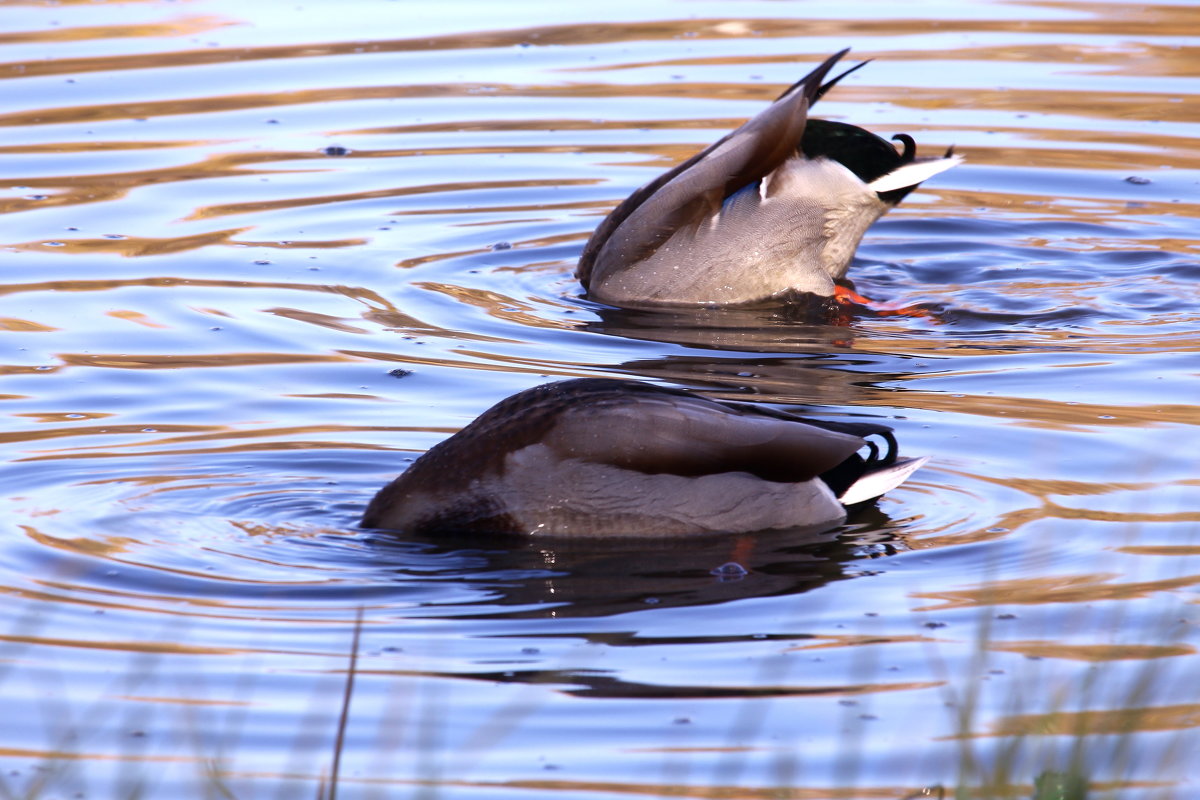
[1,0,1198,797]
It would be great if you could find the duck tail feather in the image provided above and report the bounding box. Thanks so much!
[815,59,871,102]
[868,154,964,194]
[838,456,928,507]
[775,48,852,102]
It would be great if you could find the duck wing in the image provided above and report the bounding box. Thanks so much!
[577,49,853,288]
[538,380,871,484]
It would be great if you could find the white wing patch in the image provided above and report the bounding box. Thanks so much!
[868,155,964,194]
[838,456,928,507]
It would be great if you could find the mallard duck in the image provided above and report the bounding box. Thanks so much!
[577,49,961,308]
[361,378,926,537]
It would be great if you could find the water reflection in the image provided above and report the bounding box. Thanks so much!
[369,524,882,620]
[2,0,1199,797]
[584,300,858,350]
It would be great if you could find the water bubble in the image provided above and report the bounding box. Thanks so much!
[710,561,748,578]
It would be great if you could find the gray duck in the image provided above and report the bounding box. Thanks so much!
[577,49,962,308]
[361,378,926,537]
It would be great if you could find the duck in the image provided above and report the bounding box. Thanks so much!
[576,49,962,308]
[361,378,926,537]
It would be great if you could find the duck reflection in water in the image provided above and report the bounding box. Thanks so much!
[366,512,903,621]
[576,49,961,311]
[361,378,925,538]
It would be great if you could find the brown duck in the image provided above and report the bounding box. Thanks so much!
[362,379,926,537]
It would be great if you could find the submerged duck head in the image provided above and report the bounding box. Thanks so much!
[361,378,926,537]
[576,49,962,309]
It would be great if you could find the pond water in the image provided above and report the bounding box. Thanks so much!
[1,0,1198,797]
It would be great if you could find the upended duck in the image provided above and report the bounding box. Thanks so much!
[577,49,962,308]
[361,379,926,537]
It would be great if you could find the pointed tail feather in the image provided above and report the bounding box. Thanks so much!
[775,48,851,103]
[868,155,964,194]
[815,59,871,102]
[838,456,928,507]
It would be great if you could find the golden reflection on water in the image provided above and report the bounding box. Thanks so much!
[0,139,206,153]
[57,352,353,370]
[786,633,942,652]
[447,776,1028,800]
[1119,545,1200,557]
[11,233,369,256]
[397,231,591,269]
[572,40,1200,76]
[362,116,1200,177]
[878,393,1199,430]
[905,504,1045,550]
[8,80,1194,131]
[987,640,1194,662]
[413,282,581,331]
[912,572,1200,610]
[0,276,512,343]
[977,703,1200,738]
[1,2,1198,796]
[0,627,235,656]
[854,333,1200,359]
[106,309,170,329]
[1,423,214,447]
[337,347,600,381]
[193,177,602,223]
[0,276,377,298]
[0,316,57,332]
[6,6,1197,81]
[20,437,400,463]
[17,422,407,452]
[263,306,369,335]
[0,15,232,46]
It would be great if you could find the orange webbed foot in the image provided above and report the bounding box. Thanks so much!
[833,285,939,320]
